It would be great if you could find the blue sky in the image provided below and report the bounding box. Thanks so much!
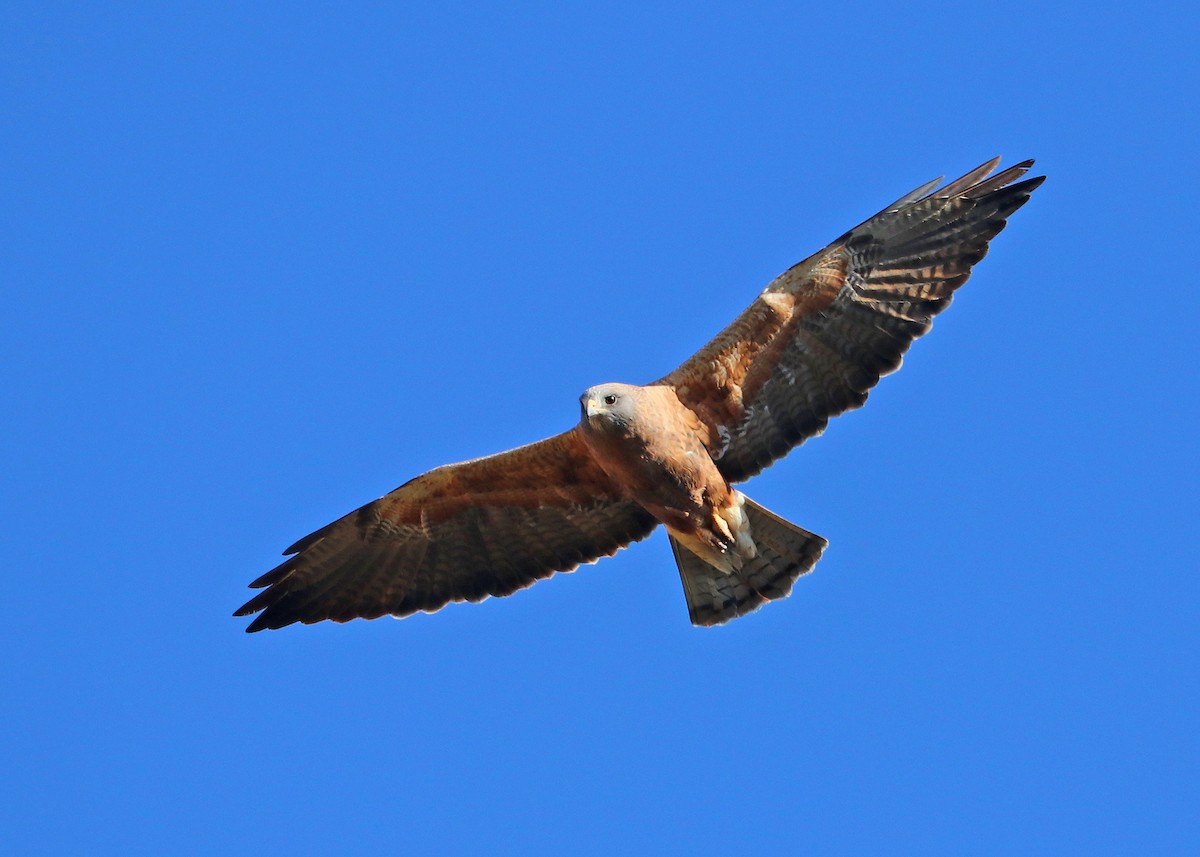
[3,2,1197,854]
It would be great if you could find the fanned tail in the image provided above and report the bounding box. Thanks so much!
[670,496,827,626]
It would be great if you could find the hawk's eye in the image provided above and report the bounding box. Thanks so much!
[603,394,618,406]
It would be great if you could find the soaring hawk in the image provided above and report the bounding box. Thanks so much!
[236,157,1044,631]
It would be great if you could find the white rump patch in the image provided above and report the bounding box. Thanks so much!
[728,491,757,560]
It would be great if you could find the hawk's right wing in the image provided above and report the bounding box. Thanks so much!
[235,428,658,631]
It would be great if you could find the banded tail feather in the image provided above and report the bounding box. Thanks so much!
[670,496,827,626]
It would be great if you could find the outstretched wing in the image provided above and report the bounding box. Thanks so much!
[659,157,1044,482]
[235,429,657,631]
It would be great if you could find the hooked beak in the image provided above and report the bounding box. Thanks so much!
[581,395,601,420]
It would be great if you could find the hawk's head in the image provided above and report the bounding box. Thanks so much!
[580,383,639,434]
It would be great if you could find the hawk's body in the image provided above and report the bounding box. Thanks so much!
[578,383,738,559]
[237,157,1044,632]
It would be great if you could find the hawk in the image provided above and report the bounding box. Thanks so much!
[236,157,1044,631]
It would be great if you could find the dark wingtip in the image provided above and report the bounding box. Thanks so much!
[243,609,296,633]
[963,158,1044,199]
[1017,173,1047,192]
[935,156,1003,198]
[233,587,279,624]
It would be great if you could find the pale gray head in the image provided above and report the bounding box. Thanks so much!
[579,382,639,434]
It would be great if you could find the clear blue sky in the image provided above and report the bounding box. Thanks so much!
[3,2,1196,854]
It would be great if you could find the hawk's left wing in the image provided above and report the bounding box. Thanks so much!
[658,157,1044,483]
